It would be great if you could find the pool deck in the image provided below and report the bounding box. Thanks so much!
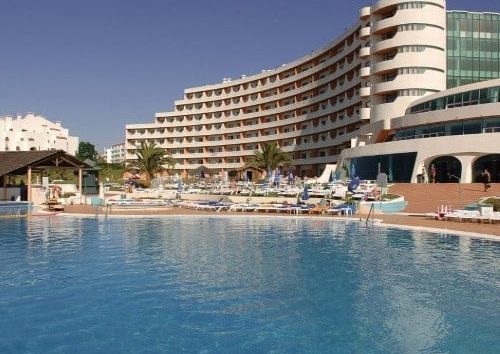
[59,204,500,238]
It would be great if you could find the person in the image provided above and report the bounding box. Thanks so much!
[430,164,437,183]
[19,179,27,201]
[482,168,491,192]
[421,165,427,183]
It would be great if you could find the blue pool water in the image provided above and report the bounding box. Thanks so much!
[0,216,498,353]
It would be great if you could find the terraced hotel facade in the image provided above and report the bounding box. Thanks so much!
[126,0,499,181]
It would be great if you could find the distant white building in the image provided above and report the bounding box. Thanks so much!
[105,142,126,164]
[0,113,79,155]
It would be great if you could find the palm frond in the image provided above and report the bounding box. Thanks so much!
[128,141,175,180]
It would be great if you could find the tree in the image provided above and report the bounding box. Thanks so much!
[246,142,294,172]
[128,141,175,181]
[76,142,98,162]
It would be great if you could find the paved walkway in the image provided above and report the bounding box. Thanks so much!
[61,204,500,238]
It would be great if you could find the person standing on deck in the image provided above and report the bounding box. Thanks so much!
[430,164,437,183]
[482,168,491,192]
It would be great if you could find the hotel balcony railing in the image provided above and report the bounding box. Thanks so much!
[170,62,362,118]
[172,48,361,109]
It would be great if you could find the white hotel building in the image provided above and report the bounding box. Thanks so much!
[126,0,499,183]
[0,113,79,156]
[105,143,126,164]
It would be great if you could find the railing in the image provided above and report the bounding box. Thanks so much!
[483,127,500,133]
[394,132,445,141]
[365,203,375,226]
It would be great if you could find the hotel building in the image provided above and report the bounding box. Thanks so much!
[0,113,79,156]
[125,0,499,182]
[105,143,126,164]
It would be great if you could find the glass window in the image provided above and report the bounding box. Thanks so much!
[436,97,446,109]
[463,121,482,134]
[350,152,417,182]
[446,94,455,107]
[479,89,489,103]
[470,89,479,103]
[488,87,499,102]
[462,91,472,105]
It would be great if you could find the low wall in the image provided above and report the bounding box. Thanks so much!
[0,187,21,201]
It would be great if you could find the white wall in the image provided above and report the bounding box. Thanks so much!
[0,113,79,155]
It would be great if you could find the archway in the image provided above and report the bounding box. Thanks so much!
[473,154,500,183]
[429,156,461,183]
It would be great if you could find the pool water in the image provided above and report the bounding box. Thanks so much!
[0,216,498,353]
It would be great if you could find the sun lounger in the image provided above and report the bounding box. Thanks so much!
[193,201,232,212]
[490,212,500,224]
[229,203,259,212]
[443,209,480,222]
[326,204,353,216]
[255,204,281,213]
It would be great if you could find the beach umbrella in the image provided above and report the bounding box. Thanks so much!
[348,177,360,193]
[329,170,335,182]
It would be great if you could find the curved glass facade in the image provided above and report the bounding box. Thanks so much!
[390,116,500,141]
[447,12,500,88]
[407,86,499,113]
[347,152,417,182]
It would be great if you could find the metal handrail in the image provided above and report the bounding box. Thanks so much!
[365,203,375,226]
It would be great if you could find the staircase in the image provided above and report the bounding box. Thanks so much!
[388,183,499,214]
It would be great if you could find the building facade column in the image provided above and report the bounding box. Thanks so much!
[78,168,83,196]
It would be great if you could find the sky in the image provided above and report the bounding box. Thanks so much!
[1,0,497,151]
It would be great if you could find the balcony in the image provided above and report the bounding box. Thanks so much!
[359,46,370,58]
[359,66,371,78]
[359,107,371,120]
[359,87,371,97]
[360,6,371,20]
[359,26,371,39]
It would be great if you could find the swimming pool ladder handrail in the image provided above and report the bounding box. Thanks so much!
[365,203,375,226]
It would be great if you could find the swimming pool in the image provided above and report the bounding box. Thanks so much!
[0,216,498,353]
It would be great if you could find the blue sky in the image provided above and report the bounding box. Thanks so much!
[0,0,497,150]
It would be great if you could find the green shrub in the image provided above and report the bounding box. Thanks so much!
[482,198,500,211]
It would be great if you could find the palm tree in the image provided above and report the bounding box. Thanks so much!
[128,141,175,181]
[246,142,294,172]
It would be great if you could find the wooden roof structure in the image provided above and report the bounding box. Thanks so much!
[0,150,90,177]
[0,151,96,202]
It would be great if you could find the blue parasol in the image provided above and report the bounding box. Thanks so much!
[329,170,335,182]
[348,177,360,193]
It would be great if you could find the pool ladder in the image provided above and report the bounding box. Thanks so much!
[365,203,375,226]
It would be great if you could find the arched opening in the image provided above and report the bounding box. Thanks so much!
[429,156,461,183]
[473,154,500,183]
